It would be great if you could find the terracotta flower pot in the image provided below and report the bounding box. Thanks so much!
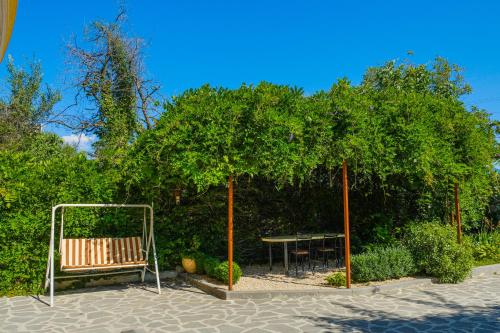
[182,257,196,273]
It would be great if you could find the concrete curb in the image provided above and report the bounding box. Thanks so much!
[182,274,433,300]
[472,263,500,276]
[183,263,500,300]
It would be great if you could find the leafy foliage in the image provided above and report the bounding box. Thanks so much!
[192,252,207,275]
[351,245,416,283]
[67,11,159,165]
[203,256,221,277]
[213,260,242,284]
[124,58,497,268]
[335,60,497,232]
[467,230,500,265]
[325,272,346,287]
[403,222,474,283]
[78,20,137,164]
[0,57,61,149]
[0,134,118,296]
[128,83,318,192]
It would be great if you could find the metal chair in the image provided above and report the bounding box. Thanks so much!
[289,233,312,275]
[315,233,337,268]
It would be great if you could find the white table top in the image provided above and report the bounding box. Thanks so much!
[261,233,345,243]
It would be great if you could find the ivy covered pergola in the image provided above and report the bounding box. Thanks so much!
[131,77,475,290]
[132,83,358,289]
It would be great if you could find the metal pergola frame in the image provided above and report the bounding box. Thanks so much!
[44,204,161,307]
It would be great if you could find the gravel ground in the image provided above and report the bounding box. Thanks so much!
[204,264,416,290]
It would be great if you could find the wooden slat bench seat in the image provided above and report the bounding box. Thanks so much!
[60,237,146,271]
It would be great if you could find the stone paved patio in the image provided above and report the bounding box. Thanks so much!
[0,274,498,332]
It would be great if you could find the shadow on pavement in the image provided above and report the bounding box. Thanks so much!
[298,300,499,332]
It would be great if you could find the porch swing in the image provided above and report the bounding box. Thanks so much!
[44,204,161,307]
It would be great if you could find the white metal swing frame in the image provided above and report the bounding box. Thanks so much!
[44,204,161,307]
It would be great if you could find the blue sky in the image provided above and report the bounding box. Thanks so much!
[1,0,499,146]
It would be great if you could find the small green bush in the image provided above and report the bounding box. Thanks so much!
[352,252,388,282]
[468,230,500,264]
[351,245,416,283]
[192,252,207,274]
[214,261,242,284]
[384,245,417,278]
[203,256,221,277]
[403,222,473,283]
[325,272,346,287]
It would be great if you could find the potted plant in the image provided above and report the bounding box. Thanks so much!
[181,235,201,274]
[181,253,197,273]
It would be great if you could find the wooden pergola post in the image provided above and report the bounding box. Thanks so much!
[342,160,351,288]
[228,175,234,290]
[454,182,462,244]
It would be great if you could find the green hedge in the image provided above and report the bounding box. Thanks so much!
[0,135,119,296]
[351,245,416,283]
[403,222,473,283]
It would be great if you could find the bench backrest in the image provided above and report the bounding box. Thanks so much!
[60,237,144,269]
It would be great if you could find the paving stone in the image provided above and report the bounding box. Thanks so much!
[146,321,165,328]
[86,311,114,320]
[1,324,19,332]
[264,324,302,332]
[196,328,219,333]
[369,325,389,333]
[474,327,498,333]
[1,275,499,332]
[241,329,272,333]
[216,324,245,331]
[157,325,183,331]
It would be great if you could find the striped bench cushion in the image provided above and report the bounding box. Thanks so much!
[60,237,145,270]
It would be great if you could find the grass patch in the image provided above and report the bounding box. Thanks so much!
[473,258,500,267]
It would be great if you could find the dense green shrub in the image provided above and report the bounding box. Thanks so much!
[325,272,346,287]
[203,256,221,277]
[403,222,473,283]
[199,255,243,284]
[0,135,119,296]
[214,261,242,284]
[351,245,416,283]
[192,252,207,274]
[467,230,500,266]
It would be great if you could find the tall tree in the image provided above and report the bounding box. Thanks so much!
[0,57,61,149]
[67,10,159,164]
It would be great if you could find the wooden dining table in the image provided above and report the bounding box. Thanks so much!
[261,233,345,275]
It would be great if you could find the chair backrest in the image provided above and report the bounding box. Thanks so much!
[295,233,312,251]
[60,237,144,270]
[323,233,339,249]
